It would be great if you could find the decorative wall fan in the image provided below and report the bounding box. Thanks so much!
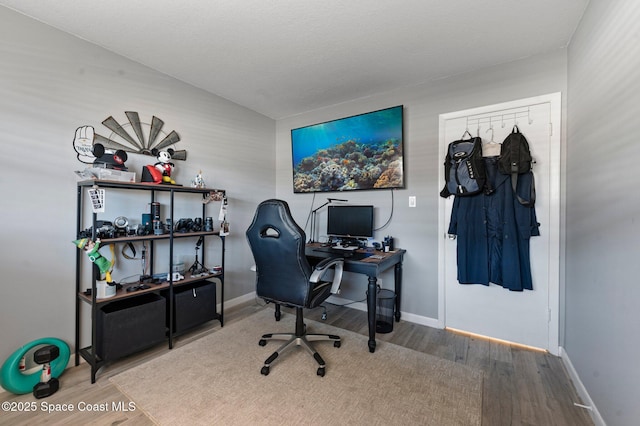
[93,112,186,161]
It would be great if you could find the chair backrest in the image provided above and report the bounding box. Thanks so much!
[246,199,312,307]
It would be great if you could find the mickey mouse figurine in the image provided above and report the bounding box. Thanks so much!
[153,148,176,184]
[142,148,177,184]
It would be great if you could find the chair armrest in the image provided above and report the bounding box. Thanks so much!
[310,257,344,294]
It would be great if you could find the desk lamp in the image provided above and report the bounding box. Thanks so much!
[308,198,347,243]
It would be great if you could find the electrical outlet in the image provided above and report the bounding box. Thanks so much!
[409,196,416,208]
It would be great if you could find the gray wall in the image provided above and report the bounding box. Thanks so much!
[566,1,640,424]
[0,7,275,368]
[275,50,567,321]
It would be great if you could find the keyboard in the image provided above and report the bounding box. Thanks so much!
[331,245,359,251]
[313,246,358,254]
[311,247,373,261]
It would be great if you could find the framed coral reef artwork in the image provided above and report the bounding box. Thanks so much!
[291,105,404,193]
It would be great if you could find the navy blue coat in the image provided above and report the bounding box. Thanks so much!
[447,157,540,291]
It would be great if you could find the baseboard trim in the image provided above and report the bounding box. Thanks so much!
[222,291,256,310]
[325,295,441,329]
[559,346,605,426]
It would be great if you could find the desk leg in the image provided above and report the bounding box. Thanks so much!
[394,262,402,322]
[367,275,377,353]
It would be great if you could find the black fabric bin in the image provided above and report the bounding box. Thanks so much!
[96,293,166,361]
[171,281,217,333]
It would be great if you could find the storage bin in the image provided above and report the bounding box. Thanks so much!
[96,293,166,361]
[171,281,217,333]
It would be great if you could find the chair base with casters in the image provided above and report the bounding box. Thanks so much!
[259,307,341,377]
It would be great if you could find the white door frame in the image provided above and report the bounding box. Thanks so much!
[437,93,561,355]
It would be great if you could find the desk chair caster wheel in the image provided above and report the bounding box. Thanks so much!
[261,366,270,376]
[334,341,341,348]
[259,339,267,346]
[317,367,325,377]
[320,305,328,320]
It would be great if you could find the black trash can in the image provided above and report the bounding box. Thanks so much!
[375,289,396,334]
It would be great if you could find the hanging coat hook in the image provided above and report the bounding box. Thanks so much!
[486,125,495,143]
[461,117,472,139]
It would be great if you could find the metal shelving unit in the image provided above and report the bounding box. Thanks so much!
[74,179,226,383]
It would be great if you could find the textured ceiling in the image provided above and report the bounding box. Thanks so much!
[0,0,588,119]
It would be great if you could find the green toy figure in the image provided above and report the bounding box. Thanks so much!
[73,238,114,283]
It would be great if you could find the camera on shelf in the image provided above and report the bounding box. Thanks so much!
[174,218,194,233]
[77,220,116,239]
[135,224,152,236]
[174,217,207,233]
[96,223,116,239]
[113,216,130,237]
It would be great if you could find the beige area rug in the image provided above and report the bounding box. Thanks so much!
[110,309,483,425]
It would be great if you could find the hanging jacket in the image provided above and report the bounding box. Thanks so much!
[447,157,540,291]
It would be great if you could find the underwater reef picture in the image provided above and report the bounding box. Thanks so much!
[291,105,404,193]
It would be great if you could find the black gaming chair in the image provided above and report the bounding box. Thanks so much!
[246,199,344,376]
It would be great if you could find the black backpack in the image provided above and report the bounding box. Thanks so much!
[498,125,535,206]
[440,133,491,198]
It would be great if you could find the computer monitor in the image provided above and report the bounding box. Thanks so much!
[326,205,374,240]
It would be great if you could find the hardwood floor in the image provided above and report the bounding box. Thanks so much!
[1,301,594,425]
[305,303,594,426]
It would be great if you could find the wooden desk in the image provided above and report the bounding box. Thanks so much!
[305,243,406,353]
